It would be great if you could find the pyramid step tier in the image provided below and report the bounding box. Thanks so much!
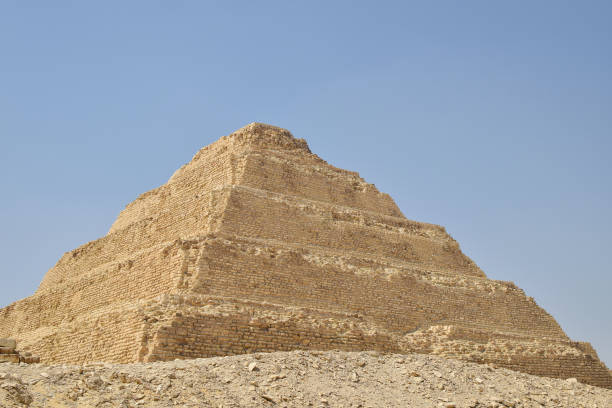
[3,233,566,345]
[176,234,567,340]
[11,294,610,387]
[220,185,485,277]
[38,183,481,294]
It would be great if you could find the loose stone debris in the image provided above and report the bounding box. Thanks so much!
[0,350,610,407]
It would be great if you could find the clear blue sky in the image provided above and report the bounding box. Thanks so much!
[1,2,610,366]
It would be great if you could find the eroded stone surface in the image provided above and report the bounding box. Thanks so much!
[0,123,609,389]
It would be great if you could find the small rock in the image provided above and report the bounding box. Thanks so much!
[1,381,33,405]
[488,395,503,403]
[261,393,276,403]
[268,374,286,382]
[565,377,578,384]
[248,362,259,372]
[86,375,104,390]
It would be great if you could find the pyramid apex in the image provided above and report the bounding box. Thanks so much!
[237,122,292,134]
[229,122,311,153]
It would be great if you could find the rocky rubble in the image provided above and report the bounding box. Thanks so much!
[0,350,609,407]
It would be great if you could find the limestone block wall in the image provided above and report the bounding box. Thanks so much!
[0,240,185,339]
[181,235,565,339]
[492,354,612,389]
[37,187,231,293]
[403,325,612,389]
[141,294,402,363]
[0,338,19,363]
[239,149,403,218]
[139,295,612,388]
[219,186,483,277]
[16,303,148,364]
[109,135,248,234]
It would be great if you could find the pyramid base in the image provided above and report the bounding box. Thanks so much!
[7,293,611,388]
[10,302,148,365]
[141,294,612,388]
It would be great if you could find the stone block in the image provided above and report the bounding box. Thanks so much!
[0,338,16,349]
[0,354,19,363]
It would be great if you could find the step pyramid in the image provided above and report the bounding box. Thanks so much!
[0,123,610,388]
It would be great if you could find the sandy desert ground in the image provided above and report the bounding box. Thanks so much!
[0,350,610,407]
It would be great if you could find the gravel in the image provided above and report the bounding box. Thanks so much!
[0,350,609,407]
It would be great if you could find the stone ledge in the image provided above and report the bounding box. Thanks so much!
[0,354,19,363]
[0,338,16,349]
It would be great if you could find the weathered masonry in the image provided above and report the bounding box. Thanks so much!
[0,123,610,388]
